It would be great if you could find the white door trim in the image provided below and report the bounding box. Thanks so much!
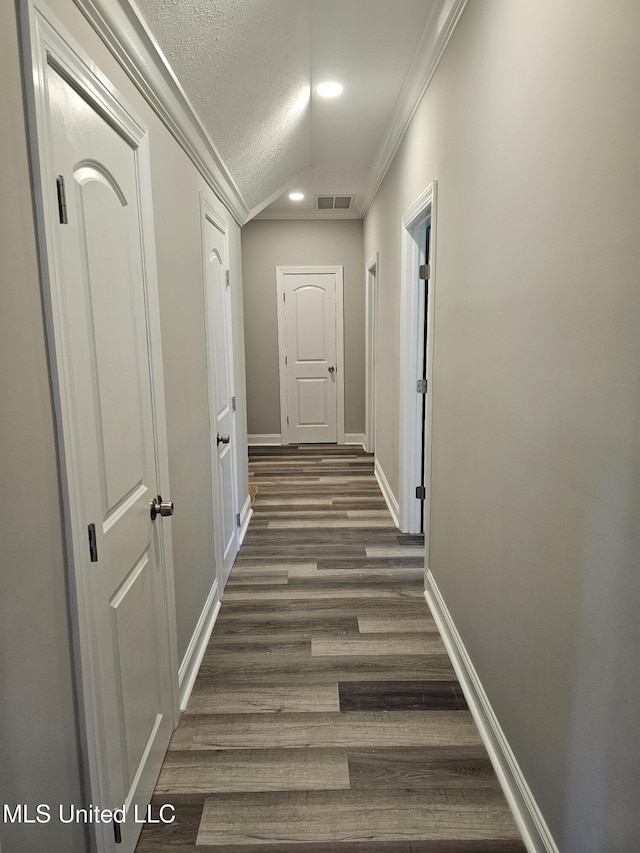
[365,253,378,455]
[200,195,239,586]
[21,4,179,849]
[399,182,438,554]
[275,265,345,445]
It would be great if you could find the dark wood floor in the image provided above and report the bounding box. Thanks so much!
[136,445,525,852]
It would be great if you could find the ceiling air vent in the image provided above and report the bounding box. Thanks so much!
[315,195,354,210]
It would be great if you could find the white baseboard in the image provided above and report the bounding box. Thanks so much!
[178,584,220,712]
[249,433,366,448]
[374,458,400,528]
[248,433,282,445]
[345,432,366,448]
[238,494,252,546]
[424,572,559,853]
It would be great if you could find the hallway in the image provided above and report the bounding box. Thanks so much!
[136,446,525,851]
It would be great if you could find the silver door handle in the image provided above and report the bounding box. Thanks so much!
[328,366,335,373]
[150,495,174,521]
[217,433,230,445]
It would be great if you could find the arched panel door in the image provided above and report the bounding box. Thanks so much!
[48,64,175,852]
[203,212,238,586]
[279,269,343,444]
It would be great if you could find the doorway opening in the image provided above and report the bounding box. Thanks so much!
[400,182,437,554]
[365,253,378,455]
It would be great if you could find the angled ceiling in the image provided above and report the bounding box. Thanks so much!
[134,0,451,220]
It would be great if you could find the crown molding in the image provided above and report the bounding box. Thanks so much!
[253,209,362,221]
[245,173,302,222]
[358,0,469,216]
[73,0,250,226]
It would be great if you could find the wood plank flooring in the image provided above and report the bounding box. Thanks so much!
[136,445,525,853]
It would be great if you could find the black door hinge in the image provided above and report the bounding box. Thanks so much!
[88,523,98,562]
[56,175,68,224]
[415,486,426,500]
[419,263,430,280]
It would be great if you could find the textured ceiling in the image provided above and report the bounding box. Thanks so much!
[135,0,439,218]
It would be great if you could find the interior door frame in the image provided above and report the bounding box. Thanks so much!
[20,3,179,849]
[400,182,438,556]
[365,253,378,455]
[200,194,239,590]
[275,265,345,445]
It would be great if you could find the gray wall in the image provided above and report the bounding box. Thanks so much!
[1,1,249,848]
[364,1,640,850]
[0,4,86,851]
[242,219,365,437]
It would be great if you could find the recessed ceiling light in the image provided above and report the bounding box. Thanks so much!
[316,81,343,98]
[289,192,304,201]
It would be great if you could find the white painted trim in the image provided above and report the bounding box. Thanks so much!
[359,0,469,214]
[178,587,220,712]
[238,494,253,546]
[422,193,438,572]
[21,4,179,849]
[345,433,366,448]
[246,173,308,220]
[275,272,291,444]
[365,253,378,455]
[399,182,437,542]
[402,184,437,230]
[248,433,282,445]
[255,209,362,221]
[71,0,249,225]
[275,266,345,445]
[374,459,400,529]
[424,575,559,853]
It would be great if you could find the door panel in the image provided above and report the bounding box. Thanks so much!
[210,249,231,410]
[204,216,238,585]
[48,66,173,852]
[77,166,147,515]
[297,377,329,425]
[294,287,327,360]
[110,553,158,783]
[283,272,338,443]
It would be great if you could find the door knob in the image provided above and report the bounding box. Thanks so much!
[328,366,335,373]
[217,433,230,445]
[150,495,174,521]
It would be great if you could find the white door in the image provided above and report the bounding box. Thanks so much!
[277,267,344,444]
[203,210,238,586]
[48,67,175,851]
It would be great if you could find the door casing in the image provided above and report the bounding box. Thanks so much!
[400,182,438,558]
[21,4,179,849]
[276,265,345,445]
[365,253,379,455]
